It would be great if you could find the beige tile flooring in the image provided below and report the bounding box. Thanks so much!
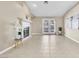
[1,35,79,58]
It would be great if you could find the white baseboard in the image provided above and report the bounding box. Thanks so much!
[65,34,79,44]
[0,35,32,55]
[0,44,15,55]
[32,33,42,35]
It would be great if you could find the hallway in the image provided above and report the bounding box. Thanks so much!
[0,1,79,58]
[1,35,79,58]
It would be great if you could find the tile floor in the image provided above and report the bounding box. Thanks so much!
[0,35,79,58]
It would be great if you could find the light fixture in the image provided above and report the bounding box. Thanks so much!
[44,1,48,4]
[33,4,37,7]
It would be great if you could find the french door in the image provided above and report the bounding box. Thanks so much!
[42,18,55,35]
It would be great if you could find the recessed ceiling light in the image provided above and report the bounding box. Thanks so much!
[33,4,37,7]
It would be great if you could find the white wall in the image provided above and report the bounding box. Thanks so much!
[0,1,31,51]
[64,3,79,42]
[31,17,64,35]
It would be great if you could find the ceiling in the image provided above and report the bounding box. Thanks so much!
[26,1,78,17]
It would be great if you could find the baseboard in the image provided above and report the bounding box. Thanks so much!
[32,33,42,35]
[0,35,32,55]
[65,34,79,44]
[22,35,32,41]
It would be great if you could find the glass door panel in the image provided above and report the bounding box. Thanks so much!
[42,18,55,34]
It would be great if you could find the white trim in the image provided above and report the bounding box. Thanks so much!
[32,33,42,35]
[65,34,79,44]
[0,35,32,55]
[0,45,15,55]
[22,35,32,41]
